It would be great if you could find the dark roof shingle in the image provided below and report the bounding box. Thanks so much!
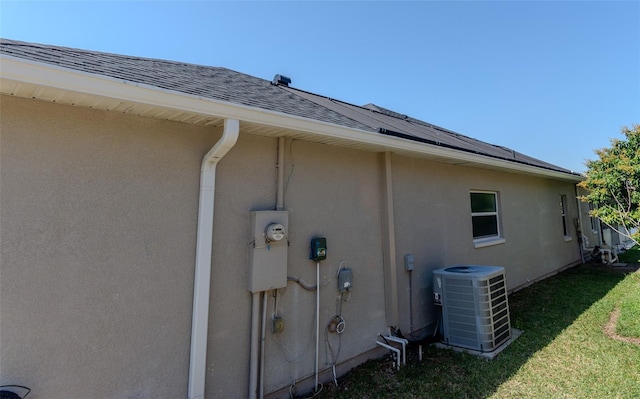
[0,39,374,131]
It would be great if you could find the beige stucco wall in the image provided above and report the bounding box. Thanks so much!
[1,96,213,398]
[206,137,388,396]
[0,96,390,398]
[1,95,581,398]
[391,155,581,334]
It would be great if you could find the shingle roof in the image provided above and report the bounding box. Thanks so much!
[0,38,576,175]
[0,39,373,131]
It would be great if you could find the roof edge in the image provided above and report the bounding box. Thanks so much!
[0,54,583,183]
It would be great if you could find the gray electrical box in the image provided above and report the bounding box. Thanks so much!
[248,211,289,293]
[404,254,414,271]
[338,268,353,292]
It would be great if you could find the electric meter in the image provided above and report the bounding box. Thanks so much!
[265,223,286,242]
[248,211,288,293]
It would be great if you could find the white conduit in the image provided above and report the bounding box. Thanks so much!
[382,336,408,366]
[375,341,402,370]
[259,291,268,399]
[251,137,287,399]
[277,137,285,211]
[249,293,260,399]
[188,119,240,399]
[314,261,320,391]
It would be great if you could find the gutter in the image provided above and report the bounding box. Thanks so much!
[378,128,580,177]
[188,119,240,399]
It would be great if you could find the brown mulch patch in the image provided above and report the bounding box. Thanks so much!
[603,304,640,346]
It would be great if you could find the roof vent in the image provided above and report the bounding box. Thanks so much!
[272,74,292,86]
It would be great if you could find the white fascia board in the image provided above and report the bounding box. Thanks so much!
[1,54,582,183]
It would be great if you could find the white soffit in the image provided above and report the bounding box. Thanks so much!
[0,54,582,182]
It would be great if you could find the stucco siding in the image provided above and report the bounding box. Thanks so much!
[390,155,581,334]
[204,137,388,397]
[0,96,389,398]
[1,96,210,398]
[1,94,582,399]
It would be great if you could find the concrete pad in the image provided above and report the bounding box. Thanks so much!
[433,328,523,360]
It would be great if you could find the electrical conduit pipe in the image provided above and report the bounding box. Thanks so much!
[277,137,285,211]
[188,119,240,399]
[251,137,287,399]
[250,293,260,399]
[259,290,268,399]
[315,261,320,391]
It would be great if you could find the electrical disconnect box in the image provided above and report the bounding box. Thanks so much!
[404,254,414,271]
[309,237,327,261]
[248,211,289,293]
[338,268,353,292]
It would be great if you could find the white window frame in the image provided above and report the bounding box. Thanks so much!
[470,191,505,248]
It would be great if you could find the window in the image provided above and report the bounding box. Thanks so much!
[560,194,570,239]
[470,191,504,247]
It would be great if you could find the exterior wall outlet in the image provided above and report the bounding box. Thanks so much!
[272,316,284,334]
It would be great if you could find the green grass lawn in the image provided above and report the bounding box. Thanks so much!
[616,272,640,339]
[316,266,640,399]
[618,245,640,263]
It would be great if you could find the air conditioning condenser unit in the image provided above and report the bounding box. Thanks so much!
[433,265,511,352]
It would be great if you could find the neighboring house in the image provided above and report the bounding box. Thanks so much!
[1,39,585,399]
[575,186,631,263]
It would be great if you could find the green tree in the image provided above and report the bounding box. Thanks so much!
[579,124,640,246]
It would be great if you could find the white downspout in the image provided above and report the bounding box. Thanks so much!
[188,119,240,399]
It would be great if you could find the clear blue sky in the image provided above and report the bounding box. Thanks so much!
[2,1,639,174]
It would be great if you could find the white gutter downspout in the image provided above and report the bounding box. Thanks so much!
[189,119,240,399]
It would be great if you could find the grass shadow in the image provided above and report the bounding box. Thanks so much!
[314,264,633,399]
